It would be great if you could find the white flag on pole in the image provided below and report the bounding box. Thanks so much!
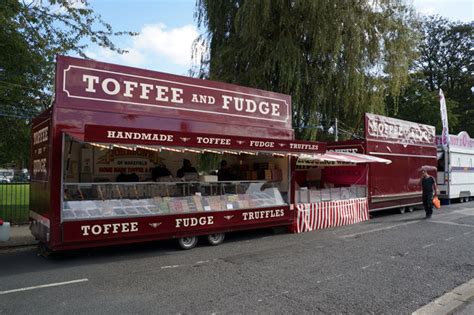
[439,89,449,149]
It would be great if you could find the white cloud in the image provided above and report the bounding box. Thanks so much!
[134,24,199,66]
[419,7,435,16]
[412,0,473,22]
[86,23,201,74]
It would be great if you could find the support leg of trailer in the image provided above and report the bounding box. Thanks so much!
[38,243,53,258]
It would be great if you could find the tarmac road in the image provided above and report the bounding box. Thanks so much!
[0,202,473,314]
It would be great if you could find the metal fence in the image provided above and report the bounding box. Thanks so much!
[0,183,30,224]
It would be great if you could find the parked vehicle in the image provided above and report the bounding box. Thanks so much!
[327,113,437,213]
[0,169,14,183]
[29,55,326,254]
[437,131,474,203]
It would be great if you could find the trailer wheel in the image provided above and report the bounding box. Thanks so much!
[207,233,225,246]
[177,236,198,250]
[460,197,464,203]
[399,207,406,214]
[407,206,414,213]
[465,197,470,203]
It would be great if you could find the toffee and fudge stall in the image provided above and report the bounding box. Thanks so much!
[29,55,325,252]
[292,151,391,233]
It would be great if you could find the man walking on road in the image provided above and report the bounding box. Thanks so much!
[420,169,437,219]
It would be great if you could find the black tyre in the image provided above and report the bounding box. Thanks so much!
[177,236,198,250]
[207,233,225,246]
[399,207,406,214]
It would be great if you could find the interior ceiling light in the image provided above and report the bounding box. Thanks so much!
[90,143,110,150]
[239,151,257,156]
[113,144,136,151]
[161,146,182,153]
[184,148,202,154]
[136,145,159,152]
[223,150,239,155]
[203,149,223,154]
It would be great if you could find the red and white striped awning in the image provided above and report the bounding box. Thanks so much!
[297,151,391,166]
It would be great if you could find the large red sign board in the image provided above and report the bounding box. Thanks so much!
[61,206,291,243]
[55,56,292,130]
[83,125,326,153]
[365,113,435,145]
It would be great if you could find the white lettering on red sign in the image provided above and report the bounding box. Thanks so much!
[249,140,274,148]
[367,114,435,144]
[33,127,49,145]
[242,209,285,221]
[106,130,173,142]
[33,158,47,175]
[82,74,184,104]
[221,95,280,117]
[80,222,139,236]
[196,137,231,145]
[191,94,216,105]
[175,216,214,228]
[289,143,318,150]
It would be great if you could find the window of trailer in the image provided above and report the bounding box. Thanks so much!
[61,135,289,221]
[294,163,367,203]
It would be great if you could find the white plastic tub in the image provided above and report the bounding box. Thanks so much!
[0,221,11,242]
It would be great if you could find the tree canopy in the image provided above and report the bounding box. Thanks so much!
[194,0,419,140]
[387,16,473,136]
[0,0,135,167]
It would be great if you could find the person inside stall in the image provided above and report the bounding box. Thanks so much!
[176,159,198,180]
[217,160,234,181]
[306,167,322,189]
[116,172,139,182]
[152,163,172,181]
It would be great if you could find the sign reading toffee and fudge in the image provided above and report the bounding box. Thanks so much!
[365,113,435,145]
[31,121,50,181]
[84,125,325,153]
[56,56,292,129]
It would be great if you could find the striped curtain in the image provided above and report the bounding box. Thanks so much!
[294,198,369,233]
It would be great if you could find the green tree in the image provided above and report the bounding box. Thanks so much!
[402,16,473,135]
[0,0,136,167]
[194,0,419,140]
[387,74,459,132]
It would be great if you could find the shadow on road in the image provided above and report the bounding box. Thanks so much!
[0,228,279,277]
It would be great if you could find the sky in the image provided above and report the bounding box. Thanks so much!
[84,0,473,76]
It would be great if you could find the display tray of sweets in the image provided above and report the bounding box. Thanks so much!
[62,188,286,219]
[309,190,322,203]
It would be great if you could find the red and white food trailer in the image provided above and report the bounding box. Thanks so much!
[29,56,327,253]
[326,113,437,213]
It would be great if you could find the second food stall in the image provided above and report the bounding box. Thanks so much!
[291,151,391,233]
